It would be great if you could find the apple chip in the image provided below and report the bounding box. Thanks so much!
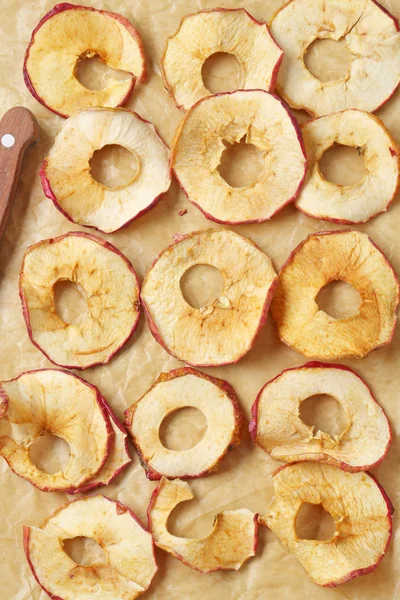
[24,3,146,117]
[271,230,400,359]
[250,362,391,471]
[125,367,243,480]
[141,228,277,366]
[263,463,393,586]
[148,477,258,573]
[270,0,400,116]
[20,232,140,369]
[161,8,283,110]
[24,495,157,600]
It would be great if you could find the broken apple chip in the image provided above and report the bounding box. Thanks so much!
[263,463,393,586]
[125,367,243,480]
[250,362,391,471]
[41,108,171,233]
[20,232,140,369]
[161,8,283,110]
[141,228,277,366]
[271,230,400,359]
[270,0,400,116]
[296,110,400,223]
[171,90,307,224]
[24,495,157,600]
[148,477,258,573]
[24,3,146,117]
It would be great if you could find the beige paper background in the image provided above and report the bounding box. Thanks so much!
[1,0,400,598]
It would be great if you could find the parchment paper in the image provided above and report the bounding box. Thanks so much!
[1,1,400,598]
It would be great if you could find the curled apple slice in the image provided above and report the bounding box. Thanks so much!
[141,228,277,366]
[24,495,157,600]
[148,477,258,573]
[24,3,146,117]
[270,0,400,116]
[125,367,242,480]
[250,362,391,471]
[263,463,393,586]
[161,8,283,110]
[271,230,400,359]
[20,232,140,369]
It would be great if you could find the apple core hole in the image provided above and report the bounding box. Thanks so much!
[202,52,241,94]
[218,137,264,188]
[319,143,365,186]
[299,394,347,438]
[180,264,225,310]
[295,502,336,541]
[75,54,130,91]
[63,536,107,566]
[316,280,361,319]
[29,433,70,474]
[159,407,207,451]
[54,280,89,325]
[304,38,352,82]
[90,144,140,189]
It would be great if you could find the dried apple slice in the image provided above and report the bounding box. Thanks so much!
[41,108,171,233]
[141,228,277,366]
[250,362,391,471]
[296,110,400,223]
[171,90,307,224]
[24,3,146,117]
[263,463,393,586]
[148,477,258,573]
[20,232,140,369]
[270,0,400,117]
[271,230,400,359]
[161,8,283,110]
[24,495,157,600]
[0,369,112,493]
[125,367,242,480]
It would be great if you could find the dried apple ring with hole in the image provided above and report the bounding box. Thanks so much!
[171,90,307,224]
[41,108,171,233]
[24,495,157,600]
[19,232,140,369]
[147,477,258,573]
[23,3,146,117]
[250,362,391,471]
[296,110,400,223]
[141,228,277,366]
[262,462,393,586]
[124,367,243,480]
[271,230,400,359]
[270,0,400,116]
[161,8,283,110]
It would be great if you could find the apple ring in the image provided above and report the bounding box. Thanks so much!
[20,232,140,369]
[124,367,243,480]
[271,230,400,359]
[24,495,157,600]
[161,8,283,110]
[270,0,400,116]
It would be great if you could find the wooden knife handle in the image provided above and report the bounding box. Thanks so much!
[0,107,39,238]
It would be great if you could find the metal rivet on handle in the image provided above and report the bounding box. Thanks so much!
[1,134,15,148]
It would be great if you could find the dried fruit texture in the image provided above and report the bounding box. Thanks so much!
[271,230,400,359]
[148,477,258,573]
[141,228,277,366]
[24,495,157,600]
[250,363,391,471]
[0,370,112,492]
[125,367,243,479]
[161,8,283,110]
[41,108,171,233]
[263,463,393,586]
[20,232,140,369]
[24,3,146,117]
[171,90,307,223]
[270,0,400,116]
[296,110,400,223]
